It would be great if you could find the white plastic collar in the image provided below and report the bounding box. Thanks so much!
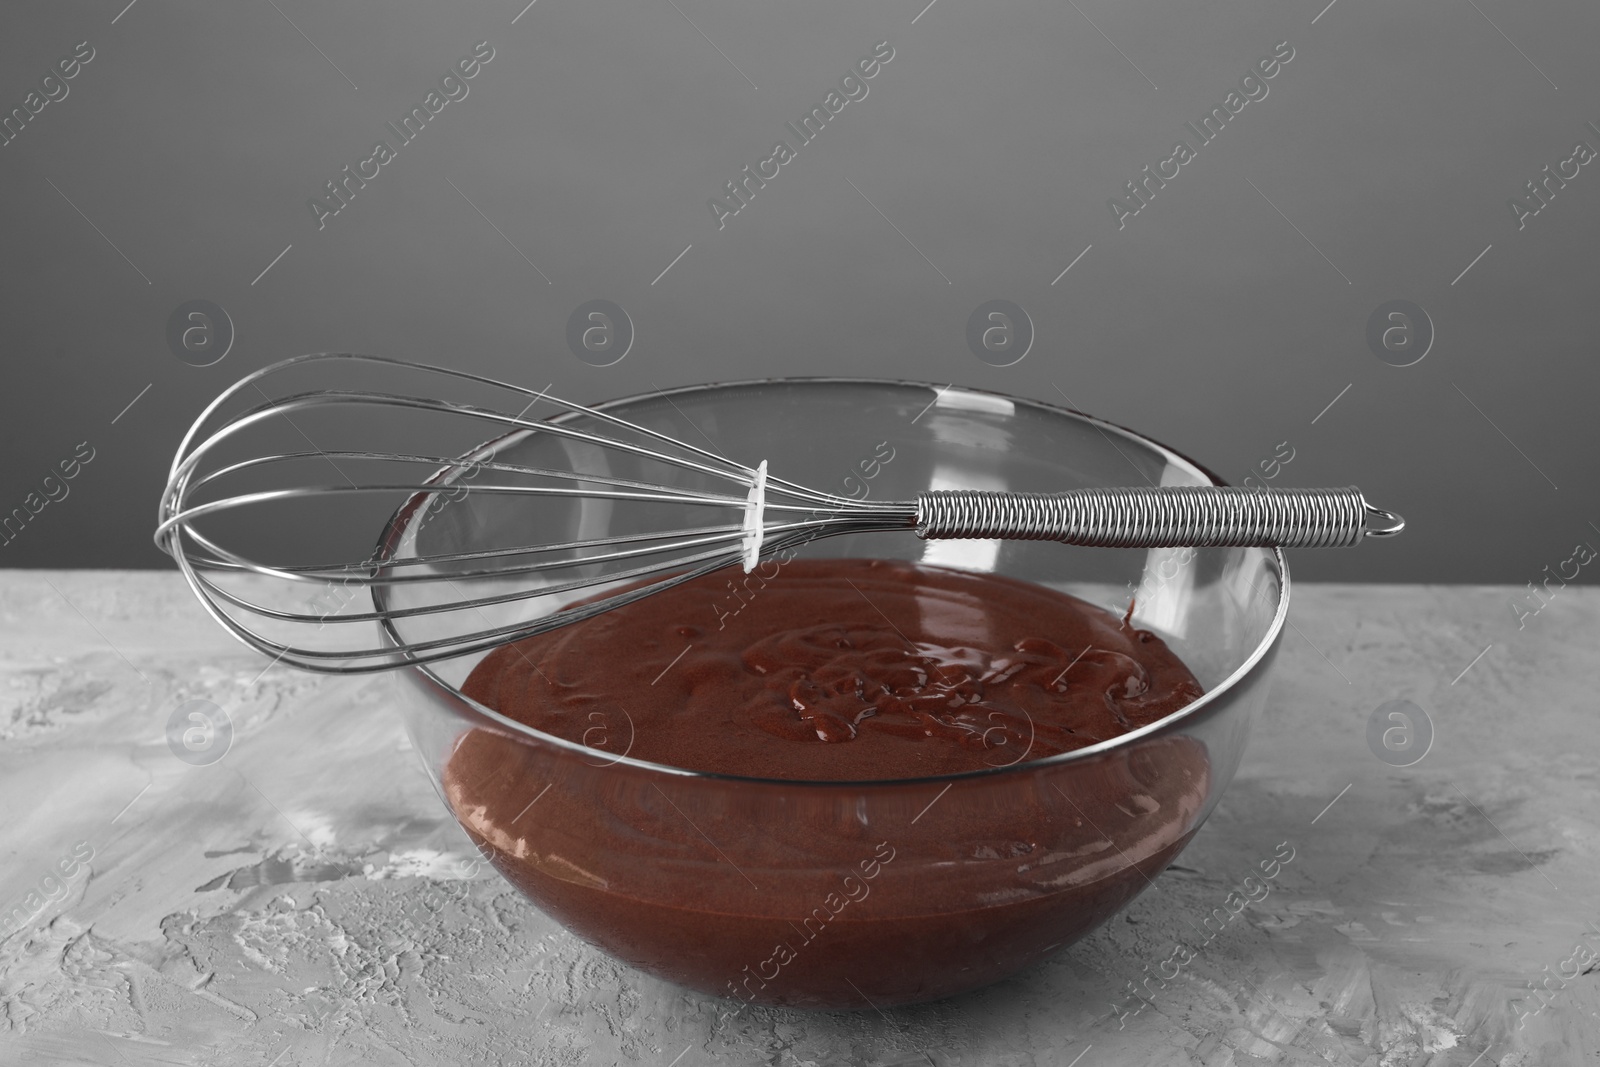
[740,459,768,573]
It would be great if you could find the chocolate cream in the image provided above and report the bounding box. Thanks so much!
[443,558,1211,1008]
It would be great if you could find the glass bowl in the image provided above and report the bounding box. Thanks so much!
[375,378,1286,1011]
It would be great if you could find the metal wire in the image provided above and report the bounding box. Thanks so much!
[155,354,1400,673]
[915,487,1373,548]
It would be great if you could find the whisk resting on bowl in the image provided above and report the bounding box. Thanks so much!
[154,353,1404,673]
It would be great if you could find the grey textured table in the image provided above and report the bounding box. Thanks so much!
[1,572,1594,1066]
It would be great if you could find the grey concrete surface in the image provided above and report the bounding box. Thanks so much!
[1,571,1591,1065]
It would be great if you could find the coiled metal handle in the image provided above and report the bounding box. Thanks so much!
[915,486,1402,548]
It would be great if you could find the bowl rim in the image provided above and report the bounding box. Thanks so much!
[377,375,1290,787]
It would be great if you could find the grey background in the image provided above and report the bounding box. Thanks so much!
[2,0,1596,583]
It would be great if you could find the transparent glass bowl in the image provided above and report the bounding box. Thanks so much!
[377,379,1286,1010]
